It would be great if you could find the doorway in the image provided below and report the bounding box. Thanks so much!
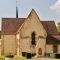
[38,48,42,55]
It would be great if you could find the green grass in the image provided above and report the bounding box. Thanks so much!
[0,58,4,60]
[13,56,26,60]
[0,56,5,60]
[0,56,27,60]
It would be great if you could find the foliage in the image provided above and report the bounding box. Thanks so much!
[55,53,60,59]
[5,52,14,58]
[57,23,60,35]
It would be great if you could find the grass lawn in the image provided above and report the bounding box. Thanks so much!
[0,56,27,60]
[13,56,26,60]
[0,56,5,60]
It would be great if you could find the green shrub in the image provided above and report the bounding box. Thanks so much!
[55,54,60,59]
[31,53,36,57]
[26,53,31,59]
[5,52,14,58]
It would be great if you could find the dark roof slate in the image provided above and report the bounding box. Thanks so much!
[1,18,60,44]
[1,18,58,35]
[1,18,25,35]
[42,21,58,35]
[46,34,60,44]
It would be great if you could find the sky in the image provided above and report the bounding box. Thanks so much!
[0,0,60,30]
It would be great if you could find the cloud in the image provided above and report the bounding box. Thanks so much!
[50,0,60,12]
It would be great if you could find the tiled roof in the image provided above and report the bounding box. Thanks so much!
[1,18,25,35]
[2,18,60,44]
[42,21,58,35]
[1,18,58,35]
[53,36,60,40]
[46,34,60,44]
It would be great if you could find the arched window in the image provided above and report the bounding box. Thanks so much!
[31,32,36,45]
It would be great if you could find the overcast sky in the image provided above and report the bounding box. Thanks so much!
[0,0,60,30]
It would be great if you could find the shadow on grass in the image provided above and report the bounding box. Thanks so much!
[0,56,27,60]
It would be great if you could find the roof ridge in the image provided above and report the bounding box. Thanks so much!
[2,17,24,19]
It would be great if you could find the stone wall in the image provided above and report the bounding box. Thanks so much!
[46,45,53,53]
[58,45,60,53]
[18,10,47,56]
[1,35,17,55]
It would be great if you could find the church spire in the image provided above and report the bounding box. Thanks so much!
[16,1,18,18]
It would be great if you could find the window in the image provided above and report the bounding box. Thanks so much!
[53,45,57,53]
[31,32,36,45]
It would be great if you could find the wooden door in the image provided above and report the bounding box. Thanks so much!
[38,48,42,55]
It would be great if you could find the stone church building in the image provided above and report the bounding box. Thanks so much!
[1,9,60,57]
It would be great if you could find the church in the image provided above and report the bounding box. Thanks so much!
[1,9,60,58]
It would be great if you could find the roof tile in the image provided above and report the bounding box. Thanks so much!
[1,18,58,35]
[1,18,25,34]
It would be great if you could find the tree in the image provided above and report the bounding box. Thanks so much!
[57,22,60,35]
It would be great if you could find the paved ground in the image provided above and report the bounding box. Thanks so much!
[27,58,59,60]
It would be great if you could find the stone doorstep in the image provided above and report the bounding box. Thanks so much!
[34,55,45,58]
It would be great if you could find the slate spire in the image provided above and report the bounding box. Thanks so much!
[16,1,18,18]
